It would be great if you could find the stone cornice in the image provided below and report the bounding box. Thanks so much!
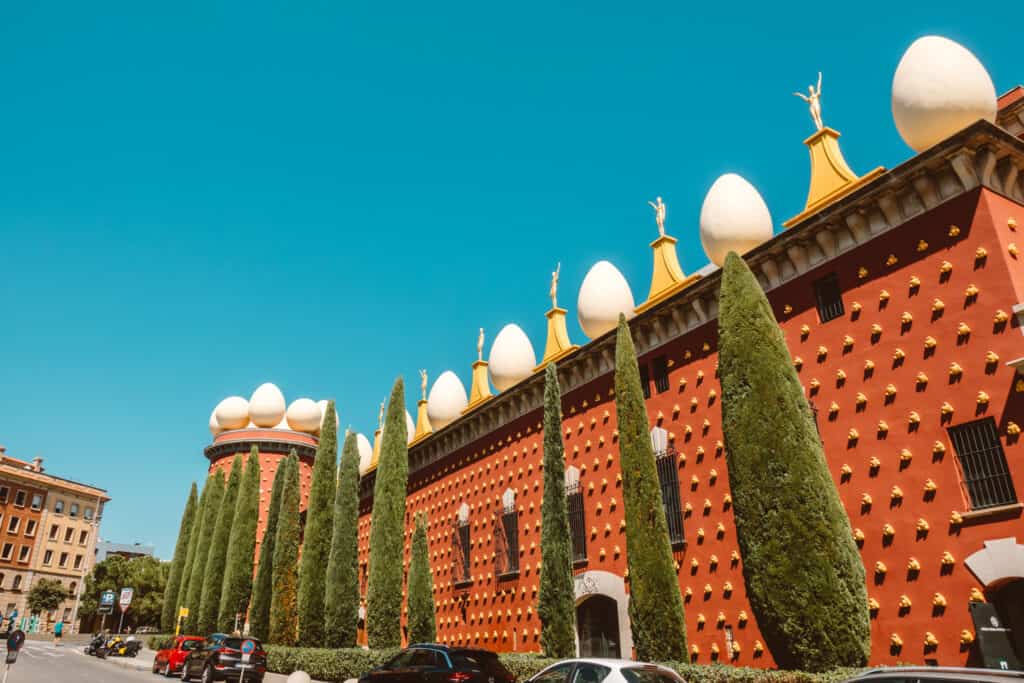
[363,120,1024,501]
[204,438,318,463]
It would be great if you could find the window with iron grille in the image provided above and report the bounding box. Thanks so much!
[566,482,587,563]
[652,355,670,394]
[947,418,1018,509]
[639,364,651,399]
[496,490,519,576]
[452,504,472,586]
[813,272,844,323]
[651,427,686,549]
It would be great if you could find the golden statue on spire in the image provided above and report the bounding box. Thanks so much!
[647,196,666,237]
[419,369,428,401]
[549,262,560,309]
[793,72,824,131]
[377,399,385,429]
[477,328,485,362]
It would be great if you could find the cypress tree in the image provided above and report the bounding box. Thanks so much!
[218,447,261,632]
[406,512,435,645]
[184,470,225,633]
[250,450,290,642]
[537,362,576,658]
[199,454,243,634]
[297,401,338,645]
[614,314,687,661]
[270,454,301,645]
[324,432,361,648]
[366,378,409,648]
[718,252,869,670]
[161,482,197,632]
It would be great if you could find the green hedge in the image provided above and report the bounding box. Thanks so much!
[267,647,398,680]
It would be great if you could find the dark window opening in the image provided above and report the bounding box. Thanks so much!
[639,364,651,399]
[948,418,1017,509]
[567,482,587,564]
[655,449,686,549]
[497,505,519,577]
[652,356,670,394]
[452,518,471,586]
[814,273,844,323]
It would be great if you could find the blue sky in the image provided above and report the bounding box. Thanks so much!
[0,1,1016,558]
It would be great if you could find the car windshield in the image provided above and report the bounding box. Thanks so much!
[181,640,201,651]
[620,666,684,683]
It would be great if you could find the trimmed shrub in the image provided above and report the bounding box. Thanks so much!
[324,432,362,648]
[184,470,225,633]
[266,646,398,681]
[198,453,243,635]
[219,447,261,631]
[160,482,197,632]
[366,378,409,649]
[717,252,869,671]
[250,449,290,641]
[270,454,301,645]
[298,401,338,646]
[406,512,435,644]
[537,362,576,658]
[614,314,687,661]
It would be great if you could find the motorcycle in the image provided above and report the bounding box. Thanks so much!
[96,635,143,658]
[84,633,107,656]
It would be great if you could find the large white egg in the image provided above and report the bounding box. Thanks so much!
[577,261,635,340]
[488,324,537,391]
[317,399,340,431]
[286,398,322,433]
[249,383,286,427]
[208,409,223,436]
[214,396,249,431]
[699,173,773,267]
[356,433,373,474]
[892,36,997,152]
[427,370,468,430]
[406,409,415,443]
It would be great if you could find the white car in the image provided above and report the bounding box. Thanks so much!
[524,659,685,683]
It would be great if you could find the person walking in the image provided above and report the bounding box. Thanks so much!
[53,620,63,646]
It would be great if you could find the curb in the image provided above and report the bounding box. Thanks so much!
[70,646,154,673]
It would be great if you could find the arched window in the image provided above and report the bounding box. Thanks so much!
[452,504,471,586]
[565,466,586,563]
[650,427,685,548]
[497,489,518,576]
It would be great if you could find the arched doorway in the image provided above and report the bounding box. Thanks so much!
[990,579,1024,663]
[577,595,620,658]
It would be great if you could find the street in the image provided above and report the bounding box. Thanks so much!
[1,640,151,683]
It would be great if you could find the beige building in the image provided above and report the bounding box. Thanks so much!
[0,447,108,632]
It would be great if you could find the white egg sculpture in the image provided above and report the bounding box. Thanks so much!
[356,433,373,474]
[208,409,223,436]
[406,409,416,443]
[249,383,286,428]
[699,173,773,267]
[577,261,636,340]
[286,398,322,433]
[427,370,469,430]
[214,396,249,431]
[488,323,537,391]
[317,399,340,430]
[892,36,997,152]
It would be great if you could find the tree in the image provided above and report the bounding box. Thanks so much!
[161,482,198,632]
[250,451,289,642]
[178,474,212,632]
[27,579,69,624]
[614,314,688,661]
[270,454,301,645]
[717,252,869,671]
[366,377,409,648]
[184,469,225,633]
[324,432,361,648]
[297,401,338,645]
[537,362,576,658]
[406,512,435,645]
[79,556,167,632]
[219,447,261,632]
[198,454,243,634]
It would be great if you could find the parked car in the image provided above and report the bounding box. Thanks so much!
[137,626,160,634]
[524,659,684,683]
[180,633,267,683]
[843,667,1024,683]
[358,644,515,683]
[151,635,204,677]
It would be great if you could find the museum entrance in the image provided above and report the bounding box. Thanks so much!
[576,595,620,659]
[990,579,1024,663]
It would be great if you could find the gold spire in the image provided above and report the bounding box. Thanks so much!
[410,369,432,445]
[463,328,493,413]
[370,426,382,471]
[636,197,700,313]
[535,264,578,371]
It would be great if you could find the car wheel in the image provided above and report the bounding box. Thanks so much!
[153,660,160,674]
[180,663,191,681]
[164,662,173,677]
[200,665,214,683]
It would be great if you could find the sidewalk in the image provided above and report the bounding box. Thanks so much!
[70,646,330,682]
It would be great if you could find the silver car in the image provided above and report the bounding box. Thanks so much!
[524,659,684,683]
[844,667,1024,683]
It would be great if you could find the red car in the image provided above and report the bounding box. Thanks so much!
[151,636,204,677]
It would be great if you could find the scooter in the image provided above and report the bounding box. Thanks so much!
[84,633,107,656]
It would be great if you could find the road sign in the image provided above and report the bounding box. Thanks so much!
[118,587,134,613]
[5,630,24,665]
[241,639,255,663]
[178,607,189,618]
[98,590,116,615]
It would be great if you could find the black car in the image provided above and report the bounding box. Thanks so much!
[180,633,267,683]
[359,644,515,683]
